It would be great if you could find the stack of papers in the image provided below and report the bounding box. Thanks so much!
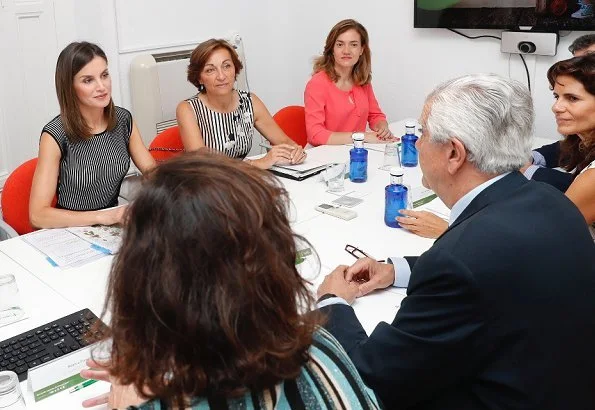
[22,225,123,269]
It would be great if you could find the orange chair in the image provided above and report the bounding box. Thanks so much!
[273,106,308,148]
[149,126,184,162]
[1,158,57,235]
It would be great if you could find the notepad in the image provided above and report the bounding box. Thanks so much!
[272,157,331,173]
[269,164,328,181]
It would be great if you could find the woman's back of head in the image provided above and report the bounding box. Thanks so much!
[104,152,321,407]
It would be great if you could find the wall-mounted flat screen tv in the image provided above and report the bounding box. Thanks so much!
[415,0,595,31]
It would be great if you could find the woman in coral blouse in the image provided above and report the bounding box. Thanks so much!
[304,19,395,146]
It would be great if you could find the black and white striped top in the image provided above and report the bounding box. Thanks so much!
[42,107,132,211]
[186,90,254,159]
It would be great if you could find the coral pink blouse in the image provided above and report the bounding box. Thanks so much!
[304,71,387,146]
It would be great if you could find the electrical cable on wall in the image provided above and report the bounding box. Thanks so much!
[448,28,501,41]
[448,28,531,92]
[518,53,531,92]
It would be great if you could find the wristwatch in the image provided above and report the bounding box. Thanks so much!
[317,293,338,303]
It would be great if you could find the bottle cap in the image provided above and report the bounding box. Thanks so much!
[351,132,365,142]
[389,167,404,177]
[405,120,417,129]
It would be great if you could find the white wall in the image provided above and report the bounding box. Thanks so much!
[112,0,292,117]
[288,0,576,139]
[105,0,578,141]
[0,0,66,183]
[1,0,590,181]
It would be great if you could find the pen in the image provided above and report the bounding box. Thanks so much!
[69,379,98,393]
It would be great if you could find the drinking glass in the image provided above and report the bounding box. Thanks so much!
[324,163,346,192]
[0,275,24,327]
[380,142,401,170]
[0,371,26,409]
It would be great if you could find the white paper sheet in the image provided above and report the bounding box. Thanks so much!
[21,230,107,269]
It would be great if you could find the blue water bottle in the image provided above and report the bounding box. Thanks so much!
[385,167,408,228]
[401,121,419,167]
[349,132,368,183]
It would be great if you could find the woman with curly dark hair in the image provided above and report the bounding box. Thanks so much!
[524,54,595,240]
[80,152,381,409]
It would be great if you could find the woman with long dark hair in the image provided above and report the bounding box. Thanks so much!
[81,153,381,409]
[537,55,595,239]
[30,41,155,228]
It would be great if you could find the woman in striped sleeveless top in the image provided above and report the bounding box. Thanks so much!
[29,42,155,229]
[176,39,307,169]
[80,154,381,410]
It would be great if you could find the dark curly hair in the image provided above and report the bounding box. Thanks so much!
[187,39,243,90]
[101,152,322,407]
[547,54,595,176]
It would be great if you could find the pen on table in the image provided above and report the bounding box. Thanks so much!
[69,379,98,393]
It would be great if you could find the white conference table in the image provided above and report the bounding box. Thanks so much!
[0,134,555,409]
[0,253,110,408]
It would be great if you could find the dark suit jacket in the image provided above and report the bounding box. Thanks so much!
[322,172,595,410]
[533,141,574,192]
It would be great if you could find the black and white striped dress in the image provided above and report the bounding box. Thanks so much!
[42,106,132,211]
[186,90,254,159]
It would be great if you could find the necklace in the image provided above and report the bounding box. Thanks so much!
[203,92,236,113]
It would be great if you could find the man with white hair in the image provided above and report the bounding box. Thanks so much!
[317,74,595,409]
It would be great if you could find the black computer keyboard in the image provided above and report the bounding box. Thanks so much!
[0,308,106,381]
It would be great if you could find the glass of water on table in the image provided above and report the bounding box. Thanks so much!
[0,274,24,327]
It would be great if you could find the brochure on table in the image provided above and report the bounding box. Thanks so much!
[21,225,122,269]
